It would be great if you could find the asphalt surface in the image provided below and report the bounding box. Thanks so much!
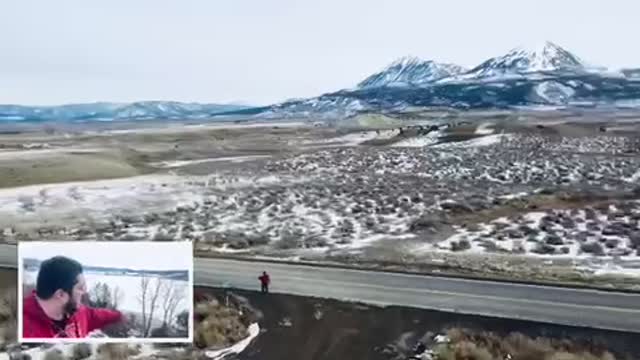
[1,244,640,332]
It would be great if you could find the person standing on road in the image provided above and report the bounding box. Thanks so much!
[259,271,270,294]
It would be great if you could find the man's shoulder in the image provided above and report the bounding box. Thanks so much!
[22,293,42,317]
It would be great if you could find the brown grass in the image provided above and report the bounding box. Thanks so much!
[433,328,617,360]
[193,298,249,349]
[95,344,141,360]
[70,343,92,360]
[0,287,17,348]
[43,349,65,360]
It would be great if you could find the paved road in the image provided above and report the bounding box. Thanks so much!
[2,244,640,332]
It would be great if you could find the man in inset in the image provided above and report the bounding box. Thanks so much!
[22,256,124,338]
[259,271,270,294]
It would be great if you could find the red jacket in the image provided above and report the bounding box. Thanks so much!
[22,291,123,338]
[259,274,270,285]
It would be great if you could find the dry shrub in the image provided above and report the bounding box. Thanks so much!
[547,352,587,360]
[504,332,553,360]
[434,345,455,360]
[545,351,615,360]
[0,321,17,348]
[194,299,248,349]
[43,349,64,360]
[451,240,471,252]
[455,341,493,360]
[437,329,617,360]
[71,343,92,360]
[0,288,17,319]
[446,328,467,342]
[95,344,139,360]
[0,288,18,347]
[434,341,493,360]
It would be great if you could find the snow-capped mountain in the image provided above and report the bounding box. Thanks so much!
[251,95,369,120]
[462,41,585,79]
[238,41,640,118]
[622,68,640,79]
[6,41,640,123]
[0,101,252,122]
[358,56,466,88]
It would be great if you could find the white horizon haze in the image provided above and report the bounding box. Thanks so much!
[19,241,192,271]
[1,0,639,106]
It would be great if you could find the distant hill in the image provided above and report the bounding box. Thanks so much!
[0,101,254,122]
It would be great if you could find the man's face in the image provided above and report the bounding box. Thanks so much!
[56,274,87,316]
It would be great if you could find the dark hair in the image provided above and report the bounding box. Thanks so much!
[36,256,83,300]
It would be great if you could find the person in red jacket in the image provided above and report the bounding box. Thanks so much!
[258,271,270,294]
[22,256,124,339]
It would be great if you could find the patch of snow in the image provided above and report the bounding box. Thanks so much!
[205,323,260,359]
[14,343,92,360]
[434,334,450,344]
[498,192,529,200]
[466,41,585,79]
[474,123,495,135]
[153,155,272,168]
[533,81,576,104]
[623,169,640,183]
[346,100,365,111]
[9,341,207,360]
[433,133,510,149]
[0,174,205,230]
[391,132,440,148]
[303,130,396,147]
[579,263,640,278]
[104,122,306,135]
[0,147,103,160]
[358,56,467,88]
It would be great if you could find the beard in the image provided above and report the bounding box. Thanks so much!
[63,297,78,316]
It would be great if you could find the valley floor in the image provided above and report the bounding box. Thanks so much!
[1,115,640,288]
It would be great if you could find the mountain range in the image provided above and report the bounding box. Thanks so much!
[23,258,189,281]
[3,41,640,122]
[0,101,251,122]
[243,41,640,119]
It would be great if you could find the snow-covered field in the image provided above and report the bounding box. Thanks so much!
[0,147,108,162]
[414,203,640,274]
[2,127,640,279]
[152,155,272,169]
[0,173,307,236]
[101,121,307,135]
[298,129,398,147]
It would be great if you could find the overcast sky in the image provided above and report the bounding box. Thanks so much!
[1,0,638,106]
[20,241,192,271]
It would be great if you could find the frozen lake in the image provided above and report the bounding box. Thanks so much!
[23,270,190,316]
